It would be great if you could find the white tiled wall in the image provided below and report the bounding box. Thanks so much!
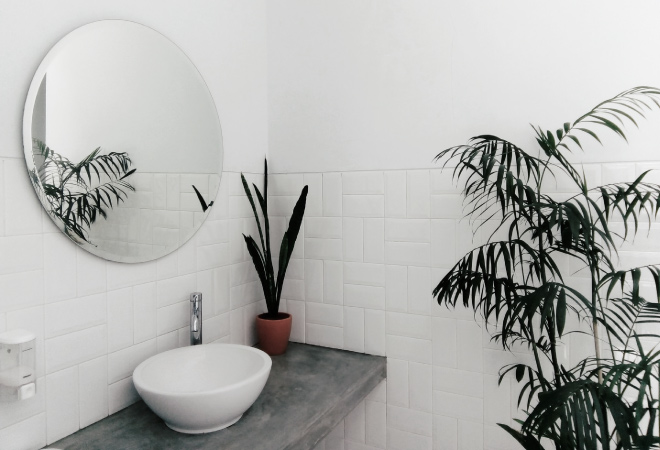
[276,164,660,450]
[0,164,267,449]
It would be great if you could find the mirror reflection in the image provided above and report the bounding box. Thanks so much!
[24,20,223,262]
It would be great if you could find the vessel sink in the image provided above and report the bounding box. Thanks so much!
[133,344,271,434]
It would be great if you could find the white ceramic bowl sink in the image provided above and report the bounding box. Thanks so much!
[133,344,271,434]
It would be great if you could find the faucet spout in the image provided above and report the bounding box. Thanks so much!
[190,292,202,345]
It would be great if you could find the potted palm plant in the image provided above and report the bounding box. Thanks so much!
[434,87,660,449]
[242,159,308,355]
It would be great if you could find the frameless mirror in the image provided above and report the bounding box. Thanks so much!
[23,20,223,263]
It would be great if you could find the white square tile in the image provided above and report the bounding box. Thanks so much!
[46,367,79,444]
[343,195,384,218]
[408,266,432,315]
[76,247,107,297]
[0,413,46,450]
[386,265,407,312]
[385,171,407,218]
[287,300,306,343]
[431,220,456,268]
[430,169,460,194]
[433,415,458,450]
[385,219,431,243]
[344,262,385,287]
[304,173,323,217]
[306,323,343,349]
[387,358,409,407]
[433,391,483,422]
[458,419,483,450]
[387,335,432,364]
[156,301,188,336]
[456,320,483,372]
[344,401,366,443]
[305,259,324,302]
[364,309,386,356]
[344,306,365,353]
[269,173,304,196]
[342,218,363,262]
[602,163,634,184]
[407,170,430,218]
[157,330,178,353]
[363,219,384,263]
[307,302,343,327]
[344,285,385,310]
[409,362,433,413]
[108,376,139,415]
[305,217,342,239]
[385,242,430,267]
[431,195,464,219]
[45,325,106,374]
[323,173,342,217]
[107,288,134,352]
[432,317,457,367]
[203,312,231,343]
[387,312,432,340]
[46,233,77,303]
[213,266,231,315]
[433,367,483,398]
[305,238,342,261]
[5,159,42,236]
[484,375,511,426]
[108,339,157,384]
[133,282,157,344]
[230,308,244,345]
[45,293,106,338]
[79,356,108,428]
[156,273,197,308]
[106,260,156,291]
[324,261,344,305]
[0,270,44,313]
[365,400,386,448]
[343,172,384,195]
[388,404,432,436]
[387,426,432,450]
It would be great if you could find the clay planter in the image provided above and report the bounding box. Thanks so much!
[256,313,292,356]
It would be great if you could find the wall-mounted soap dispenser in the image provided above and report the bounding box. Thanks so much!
[0,329,36,401]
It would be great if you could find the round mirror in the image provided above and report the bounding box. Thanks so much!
[23,20,223,263]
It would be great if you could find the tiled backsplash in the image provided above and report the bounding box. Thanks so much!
[272,163,660,450]
[0,161,265,449]
[2,157,660,450]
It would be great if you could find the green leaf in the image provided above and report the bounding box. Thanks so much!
[556,289,566,337]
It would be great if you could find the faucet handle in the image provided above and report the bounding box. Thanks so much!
[190,292,202,303]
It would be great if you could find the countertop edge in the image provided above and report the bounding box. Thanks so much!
[287,359,386,450]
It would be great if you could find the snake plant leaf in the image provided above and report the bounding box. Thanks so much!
[243,234,270,305]
[275,185,308,302]
[241,173,266,252]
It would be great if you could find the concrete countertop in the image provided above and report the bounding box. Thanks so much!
[50,343,386,450]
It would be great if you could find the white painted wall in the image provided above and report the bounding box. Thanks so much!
[267,0,660,174]
[265,2,660,450]
[0,1,268,448]
[1,0,267,173]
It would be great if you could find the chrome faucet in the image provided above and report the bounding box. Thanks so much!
[190,292,202,345]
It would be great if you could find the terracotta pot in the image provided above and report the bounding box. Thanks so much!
[256,313,292,356]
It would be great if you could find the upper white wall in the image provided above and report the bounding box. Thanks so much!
[0,0,268,173]
[267,0,660,173]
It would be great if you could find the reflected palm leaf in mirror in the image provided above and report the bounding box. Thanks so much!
[29,138,136,243]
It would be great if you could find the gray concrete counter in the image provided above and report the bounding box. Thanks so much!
[50,343,386,450]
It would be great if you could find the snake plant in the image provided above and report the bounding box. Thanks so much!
[242,159,308,317]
